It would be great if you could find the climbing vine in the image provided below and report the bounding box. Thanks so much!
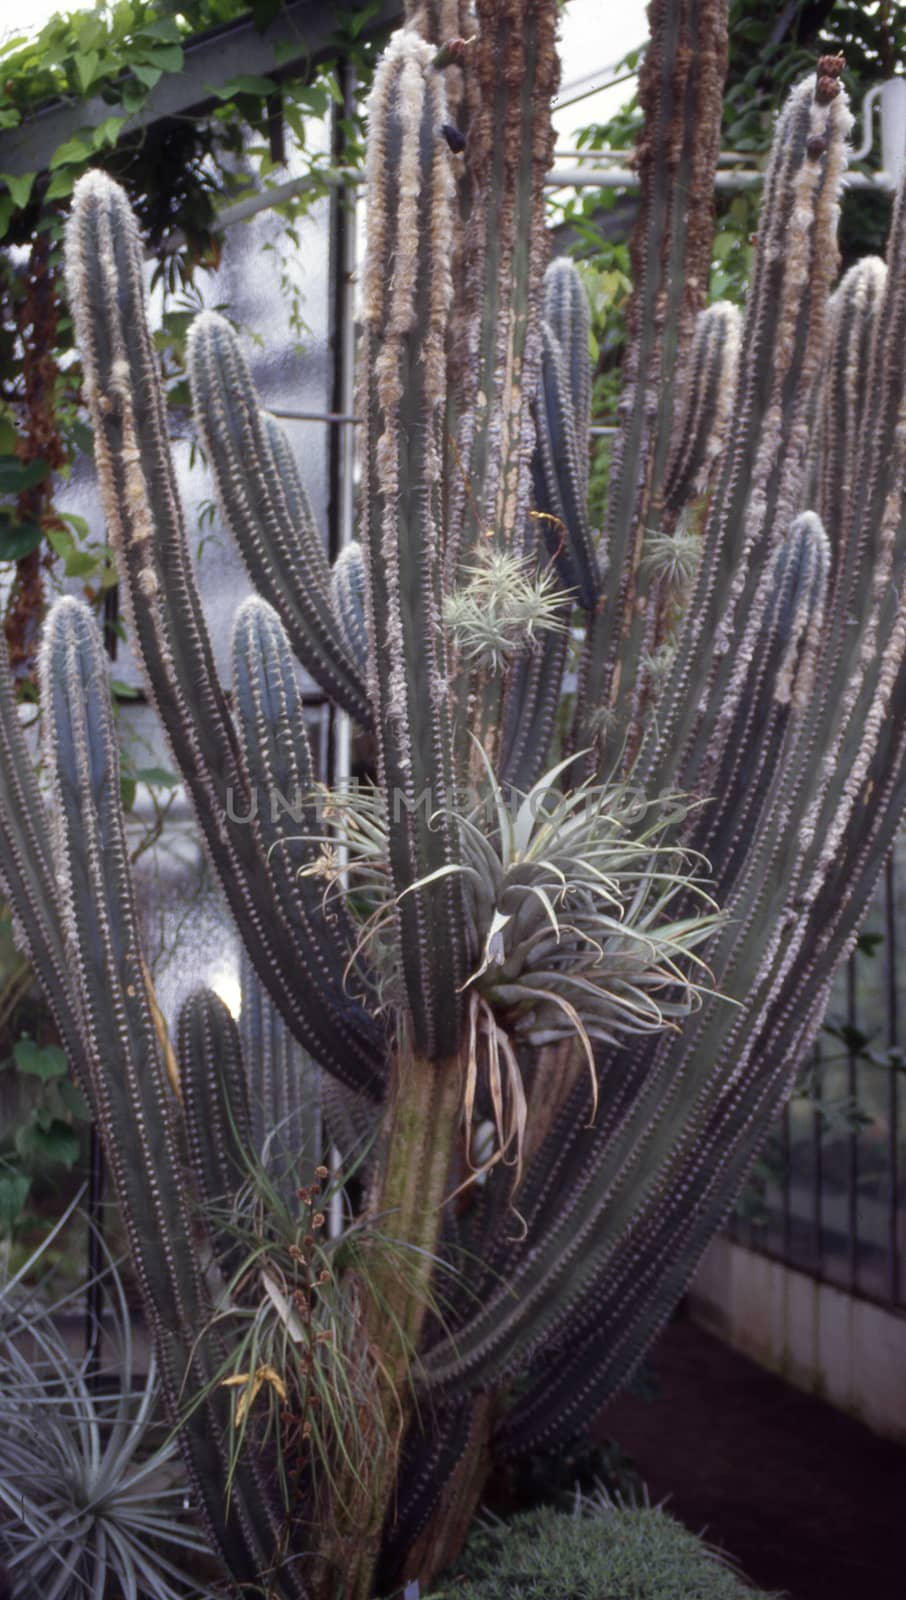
[0,0,380,673]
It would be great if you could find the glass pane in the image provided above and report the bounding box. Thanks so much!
[120,699,329,1030]
[855,1059,893,1300]
[55,132,333,694]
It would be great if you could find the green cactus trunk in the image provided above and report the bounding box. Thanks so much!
[316,1038,465,1599]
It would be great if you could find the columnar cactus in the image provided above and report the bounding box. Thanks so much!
[2,3,906,1597]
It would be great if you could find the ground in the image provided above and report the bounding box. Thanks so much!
[594,1313,905,1600]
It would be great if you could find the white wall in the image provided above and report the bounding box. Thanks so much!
[690,1237,906,1444]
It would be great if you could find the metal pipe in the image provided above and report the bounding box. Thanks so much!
[554,65,640,110]
[163,151,894,256]
[552,146,757,165]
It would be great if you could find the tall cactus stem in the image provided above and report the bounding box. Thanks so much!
[639,67,852,791]
[575,0,728,762]
[320,1037,465,1599]
[188,312,372,726]
[359,29,468,1059]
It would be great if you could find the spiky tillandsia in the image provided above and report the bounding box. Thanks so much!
[443,544,567,674]
[0,1206,218,1600]
[300,752,720,1198]
[6,3,906,1598]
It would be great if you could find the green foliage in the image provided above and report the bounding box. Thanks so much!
[0,2,378,236]
[0,0,382,656]
[575,255,631,527]
[437,1496,779,1600]
[0,910,89,1242]
[722,0,906,155]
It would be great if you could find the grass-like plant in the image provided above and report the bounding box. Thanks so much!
[437,1490,781,1600]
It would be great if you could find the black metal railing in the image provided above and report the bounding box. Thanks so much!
[729,847,906,1314]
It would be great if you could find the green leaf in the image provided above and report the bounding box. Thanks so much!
[14,1039,67,1081]
[73,12,105,53]
[64,550,100,578]
[48,130,95,171]
[0,523,42,561]
[0,416,16,456]
[121,78,146,113]
[346,0,381,39]
[111,679,140,699]
[45,168,78,201]
[135,765,178,788]
[46,526,75,561]
[138,16,183,43]
[0,170,34,209]
[16,1118,81,1168]
[143,43,183,74]
[120,774,137,812]
[0,197,12,241]
[92,115,128,151]
[0,456,48,493]
[58,1079,90,1122]
[0,1174,30,1233]
[208,74,277,102]
[132,62,162,90]
[73,50,101,93]
[60,510,90,538]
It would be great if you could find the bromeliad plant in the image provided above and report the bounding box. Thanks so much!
[2,0,906,1595]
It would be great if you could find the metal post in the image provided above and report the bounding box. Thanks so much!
[846,958,859,1293]
[884,852,900,1305]
[812,1041,823,1275]
[326,56,359,1237]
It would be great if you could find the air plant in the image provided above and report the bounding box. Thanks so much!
[642,525,702,594]
[0,1207,216,1600]
[443,545,568,672]
[294,752,719,1191]
[186,1147,395,1523]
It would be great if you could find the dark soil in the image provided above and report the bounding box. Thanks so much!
[593,1312,906,1600]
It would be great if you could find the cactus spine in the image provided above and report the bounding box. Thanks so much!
[3,6,906,1598]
